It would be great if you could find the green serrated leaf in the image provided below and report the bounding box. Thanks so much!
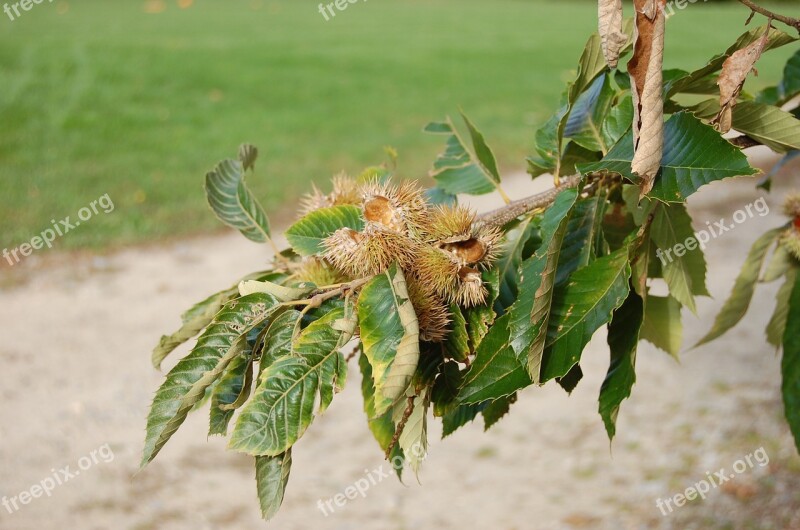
[460,111,501,181]
[255,451,292,521]
[641,295,683,358]
[229,308,348,456]
[205,159,272,243]
[482,394,515,431]
[564,73,616,154]
[358,265,420,417]
[425,117,502,196]
[259,310,301,375]
[528,110,565,178]
[557,364,583,394]
[768,268,798,348]
[442,402,484,438]
[285,205,364,256]
[431,360,463,418]
[696,228,784,347]
[781,272,800,453]
[554,33,607,176]
[142,292,280,467]
[540,247,631,382]
[601,95,634,151]
[209,355,251,436]
[496,216,541,310]
[763,244,795,283]
[152,291,228,370]
[152,271,280,370]
[599,292,643,441]
[461,268,499,352]
[731,101,800,154]
[650,203,709,314]
[778,49,800,103]
[508,188,579,381]
[556,194,609,284]
[579,113,757,202]
[458,313,532,404]
[359,353,404,471]
[444,305,470,361]
[526,32,608,178]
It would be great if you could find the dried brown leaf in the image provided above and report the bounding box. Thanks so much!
[598,0,627,69]
[628,0,667,196]
[712,30,769,133]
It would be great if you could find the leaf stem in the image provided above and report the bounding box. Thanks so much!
[497,185,512,205]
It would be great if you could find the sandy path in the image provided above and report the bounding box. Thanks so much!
[1,162,799,530]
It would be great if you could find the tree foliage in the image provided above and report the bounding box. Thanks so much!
[142,2,800,521]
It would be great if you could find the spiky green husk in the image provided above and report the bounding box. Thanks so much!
[322,225,418,278]
[783,192,800,219]
[782,228,800,261]
[300,173,361,214]
[423,205,503,269]
[360,179,428,236]
[414,245,488,308]
[407,277,451,343]
[293,257,348,286]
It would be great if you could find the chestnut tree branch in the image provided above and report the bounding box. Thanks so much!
[477,174,583,227]
[736,0,800,32]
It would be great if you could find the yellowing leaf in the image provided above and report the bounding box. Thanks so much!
[358,265,421,416]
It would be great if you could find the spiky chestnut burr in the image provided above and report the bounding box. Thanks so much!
[425,205,503,270]
[414,244,488,308]
[779,192,800,261]
[406,277,451,343]
[784,192,800,219]
[455,266,488,307]
[360,179,428,236]
[783,230,800,261]
[322,224,418,278]
[293,257,348,287]
[299,173,361,214]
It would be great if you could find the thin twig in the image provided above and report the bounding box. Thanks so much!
[736,0,800,32]
[283,277,372,308]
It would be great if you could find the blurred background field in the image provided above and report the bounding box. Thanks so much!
[0,0,795,250]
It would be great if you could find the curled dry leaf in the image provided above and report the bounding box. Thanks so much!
[628,0,667,196]
[712,29,770,134]
[598,0,627,69]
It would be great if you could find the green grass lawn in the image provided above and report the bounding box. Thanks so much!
[0,0,795,250]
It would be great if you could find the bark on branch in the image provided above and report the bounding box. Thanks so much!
[736,0,800,33]
[477,174,583,228]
